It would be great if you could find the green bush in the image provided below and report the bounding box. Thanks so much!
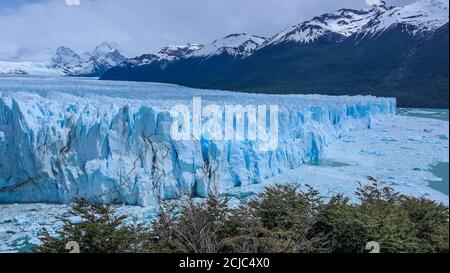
[34,199,152,253]
[220,185,328,253]
[35,180,449,253]
[149,196,230,253]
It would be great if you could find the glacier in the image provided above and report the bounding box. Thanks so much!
[2,106,448,253]
[0,76,396,205]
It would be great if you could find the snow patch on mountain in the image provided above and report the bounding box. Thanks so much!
[155,44,204,61]
[260,0,448,47]
[63,42,127,77]
[0,43,126,77]
[261,8,380,47]
[121,34,266,67]
[124,44,204,67]
[82,42,121,61]
[189,33,266,58]
[49,47,81,69]
[359,0,449,37]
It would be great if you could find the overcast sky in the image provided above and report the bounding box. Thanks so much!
[0,0,415,59]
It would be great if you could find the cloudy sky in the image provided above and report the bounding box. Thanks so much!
[0,0,415,59]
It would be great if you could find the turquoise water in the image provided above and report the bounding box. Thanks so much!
[307,159,350,167]
[399,108,449,196]
[398,108,449,121]
[428,162,449,196]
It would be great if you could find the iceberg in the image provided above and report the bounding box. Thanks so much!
[0,77,396,205]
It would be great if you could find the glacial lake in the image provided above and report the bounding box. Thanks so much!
[399,108,449,196]
[398,108,449,121]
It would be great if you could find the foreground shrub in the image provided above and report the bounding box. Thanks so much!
[399,197,449,252]
[310,181,449,253]
[34,199,151,253]
[149,196,230,253]
[35,180,449,253]
[220,185,328,253]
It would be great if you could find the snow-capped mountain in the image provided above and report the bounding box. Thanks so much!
[63,42,127,77]
[108,0,448,73]
[49,47,81,69]
[189,33,266,58]
[358,0,449,37]
[260,8,381,47]
[156,43,204,60]
[260,0,448,48]
[0,42,126,77]
[124,43,204,67]
[101,0,449,108]
[102,34,268,85]
[120,33,265,70]
[83,42,121,60]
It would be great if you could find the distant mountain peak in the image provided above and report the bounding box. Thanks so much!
[82,42,123,60]
[122,43,204,67]
[49,47,81,69]
[157,43,204,59]
[260,8,377,48]
[190,33,266,58]
[94,41,119,54]
[48,42,127,77]
[260,0,448,48]
[99,0,448,109]
[358,0,449,38]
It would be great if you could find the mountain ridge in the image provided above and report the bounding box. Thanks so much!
[101,0,449,108]
[0,42,127,77]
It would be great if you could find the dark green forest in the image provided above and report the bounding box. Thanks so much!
[102,24,449,108]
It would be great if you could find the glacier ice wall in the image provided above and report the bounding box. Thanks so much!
[0,90,396,205]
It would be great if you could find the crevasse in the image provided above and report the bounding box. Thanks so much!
[0,90,396,205]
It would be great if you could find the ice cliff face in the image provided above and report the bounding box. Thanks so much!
[0,82,396,205]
